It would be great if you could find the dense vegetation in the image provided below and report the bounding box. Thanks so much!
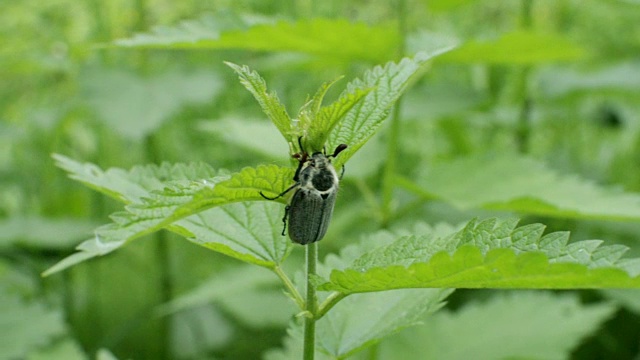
[3,1,640,359]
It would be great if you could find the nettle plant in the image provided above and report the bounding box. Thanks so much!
[48,50,640,359]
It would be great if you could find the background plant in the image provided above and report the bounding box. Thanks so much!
[3,0,640,359]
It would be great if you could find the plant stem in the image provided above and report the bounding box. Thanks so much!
[273,265,305,309]
[303,242,318,360]
[316,291,346,319]
[145,133,171,360]
[516,0,533,153]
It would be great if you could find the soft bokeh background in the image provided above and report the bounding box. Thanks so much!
[2,0,640,359]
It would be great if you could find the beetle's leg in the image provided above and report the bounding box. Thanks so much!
[281,205,290,236]
[339,165,345,180]
[260,182,299,200]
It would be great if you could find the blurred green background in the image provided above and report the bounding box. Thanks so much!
[2,0,640,359]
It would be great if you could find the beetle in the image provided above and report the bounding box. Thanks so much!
[260,137,347,245]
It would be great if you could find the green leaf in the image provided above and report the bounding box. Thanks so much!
[0,294,66,359]
[441,30,587,64]
[306,85,371,153]
[225,62,293,142]
[404,153,640,221]
[423,0,478,11]
[538,62,640,98]
[82,69,222,140]
[198,116,288,159]
[317,218,640,293]
[316,289,451,358]
[116,17,399,63]
[328,47,454,168]
[52,154,218,203]
[45,159,293,275]
[26,339,86,360]
[157,265,292,327]
[603,289,640,314]
[378,292,616,360]
[174,202,292,267]
[266,289,451,359]
[0,216,97,250]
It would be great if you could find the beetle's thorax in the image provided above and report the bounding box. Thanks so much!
[299,152,339,193]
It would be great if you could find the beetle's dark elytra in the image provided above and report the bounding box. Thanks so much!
[287,187,337,244]
[259,139,347,245]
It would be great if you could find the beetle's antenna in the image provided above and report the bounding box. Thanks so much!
[330,144,348,158]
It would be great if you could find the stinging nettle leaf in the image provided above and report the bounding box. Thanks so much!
[45,159,293,275]
[174,201,292,268]
[266,288,451,359]
[408,153,640,222]
[317,218,640,293]
[225,62,293,142]
[378,291,616,360]
[440,30,587,64]
[328,47,455,169]
[115,17,399,63]
[316,288,451,358]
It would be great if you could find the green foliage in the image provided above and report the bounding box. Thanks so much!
[441,30,587,64]
[315,289,451,358]
[46,52,445,275]
[82,69,223,140]
[378,291,616,360]
[327,49,455,167]
[266,289,452,359]
[0,294,66,359]
[224,62,293,143]
[115,17,399,63]
[6,1,640,359]
[45,157,295,274]
[403,154,640,221]
[318,218,640,293]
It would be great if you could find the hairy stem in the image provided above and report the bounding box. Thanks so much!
[303,242,319,360]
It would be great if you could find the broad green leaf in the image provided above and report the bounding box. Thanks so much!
[198,117,288,159]
[538,62,640,98]
[157,265,294,327]
[423,0,478,11]
[306,86,371,153]
[26,339,86,360]
[316,288,451,358]
[0,294,66,359]
[603,289,640,314]
[116,17,399,63]
[297,76,344,152]
[317,218,640,293]
[45,158,293,275]
[173,202,292,268]
[52,154,218,203]
[405,153,640,221]
[0,216,96,250]
[378,292,615,360]
[266,288,451,359]
[328,47,454,168]
[82,69,222,140]
[96,349,120,360]
[225,62,292,142]
[440,30,587,64]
